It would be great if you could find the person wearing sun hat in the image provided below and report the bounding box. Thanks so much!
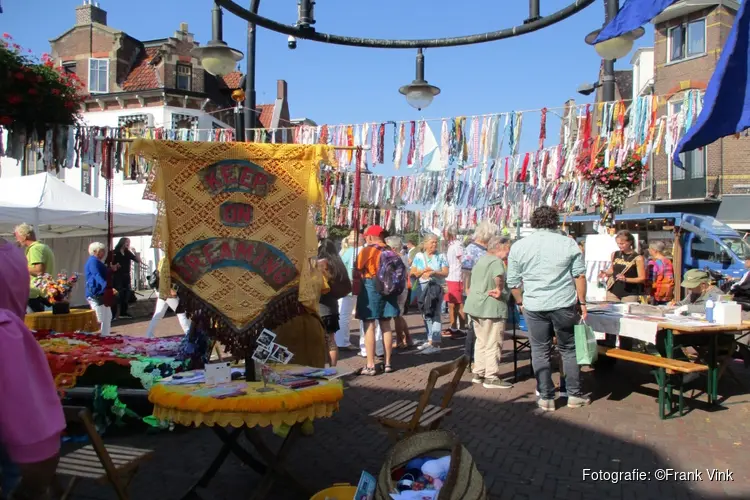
[355,225,398,376]
[672,269,722,314]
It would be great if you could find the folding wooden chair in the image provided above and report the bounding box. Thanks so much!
[370,355,468,442]
[55,406,153,500]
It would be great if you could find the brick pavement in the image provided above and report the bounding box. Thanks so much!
[69,298,750,499]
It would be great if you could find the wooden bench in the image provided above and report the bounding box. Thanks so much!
[597,346,708,419]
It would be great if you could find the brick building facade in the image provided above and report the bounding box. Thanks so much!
[48,1,291,133]
[629,0,750,229]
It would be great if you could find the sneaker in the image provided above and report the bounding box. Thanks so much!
[535,390,540,397]
[417,343,432,351]
[483,379,513,389]
[567,395,591,408]
[471,375,484,384]
[418,345,441,355]
[537,398,556,412]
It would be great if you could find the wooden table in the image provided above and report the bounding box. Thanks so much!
[24,309,98,333]
[659,321,750,405]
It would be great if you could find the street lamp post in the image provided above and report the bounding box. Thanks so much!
[244,0,261,136]
[399,48,441,111]
[601,0,618,102]
[584,0,644,103]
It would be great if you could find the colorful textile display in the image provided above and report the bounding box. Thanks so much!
[35,331,186,391]
[132,141,334,355]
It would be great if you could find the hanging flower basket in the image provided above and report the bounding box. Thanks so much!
[580,150,647,219]
[0,33,86,134]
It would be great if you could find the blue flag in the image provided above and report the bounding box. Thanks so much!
[594,0,676,43]
[674,0,750,167]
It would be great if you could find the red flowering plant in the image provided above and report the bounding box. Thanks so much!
[580,150,647,214]
[0,33,86,132]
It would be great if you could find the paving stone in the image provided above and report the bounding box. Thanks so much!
[66,300,750,499]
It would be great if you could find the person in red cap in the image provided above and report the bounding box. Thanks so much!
[354,225,398,375]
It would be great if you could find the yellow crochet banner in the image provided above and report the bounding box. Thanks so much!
[132,141,332,341]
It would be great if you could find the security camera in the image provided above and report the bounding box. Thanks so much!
[288,36,297,50]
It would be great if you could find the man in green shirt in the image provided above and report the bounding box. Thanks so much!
[14,223,55,312]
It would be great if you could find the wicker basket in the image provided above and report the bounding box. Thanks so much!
[376,431,486,500]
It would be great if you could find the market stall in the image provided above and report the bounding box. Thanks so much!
[0,172,156,306]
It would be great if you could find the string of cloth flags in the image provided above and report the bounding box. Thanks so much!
[1,91,709,228]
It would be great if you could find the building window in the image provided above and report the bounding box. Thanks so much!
[88,58,109,93]
[176,64,192,91]
[669,100,706,182]
[668,19,706,62]
[63,62,76,75]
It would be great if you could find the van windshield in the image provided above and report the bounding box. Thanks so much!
[721,237,750,260]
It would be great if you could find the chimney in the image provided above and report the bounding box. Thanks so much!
[180,22,189,33]
[276,80,288,100]
[76,0,107,25]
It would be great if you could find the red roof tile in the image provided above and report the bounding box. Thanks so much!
[218,71,243,89]
[122,47,161,91]
[258,104,274,129]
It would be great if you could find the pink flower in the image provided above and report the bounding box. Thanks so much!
[2,33,11,39]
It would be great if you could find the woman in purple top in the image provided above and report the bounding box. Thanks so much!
[0,237,65,499]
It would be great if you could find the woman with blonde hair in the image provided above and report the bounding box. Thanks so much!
[411,233,449,354]
[334,230,358,350]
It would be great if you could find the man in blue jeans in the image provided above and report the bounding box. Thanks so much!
[506,206,589,412]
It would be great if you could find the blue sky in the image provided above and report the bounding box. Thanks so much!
[2,0,654,175]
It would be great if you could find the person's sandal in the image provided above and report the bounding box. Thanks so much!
[384,365,394,373]
[360,366,377,376]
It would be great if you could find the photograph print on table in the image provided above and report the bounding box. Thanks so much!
[273,347,294,365]
[251,344,272,364]
[257,328,276,347]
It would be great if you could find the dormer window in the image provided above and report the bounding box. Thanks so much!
[88,58,109,93]
[176,63,192,91]
[668,18,706,63]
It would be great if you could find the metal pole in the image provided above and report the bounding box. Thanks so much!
[234,105,245,141]
[416,48,425,81]
[601,0,618,102]
[244,0,260,136]
[212,0,223,41]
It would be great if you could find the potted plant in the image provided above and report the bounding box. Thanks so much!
[580,150,647,223]
[0,33,85,135]
[33,272,80,315]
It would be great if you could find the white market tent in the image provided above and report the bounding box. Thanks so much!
[0,173,155,238]
[0,173,157,306]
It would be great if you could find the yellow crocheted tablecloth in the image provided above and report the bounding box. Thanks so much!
[149,366,344,428]
[25,309,98,333]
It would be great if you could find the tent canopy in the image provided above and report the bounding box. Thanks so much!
[0,173,155,238]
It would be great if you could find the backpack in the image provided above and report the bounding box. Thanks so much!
[376,247,407,296]
[147,270,160,290]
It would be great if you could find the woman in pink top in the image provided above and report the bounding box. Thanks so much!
[0,237,65,499]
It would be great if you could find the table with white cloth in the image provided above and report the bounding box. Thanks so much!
[585,309,750,404]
